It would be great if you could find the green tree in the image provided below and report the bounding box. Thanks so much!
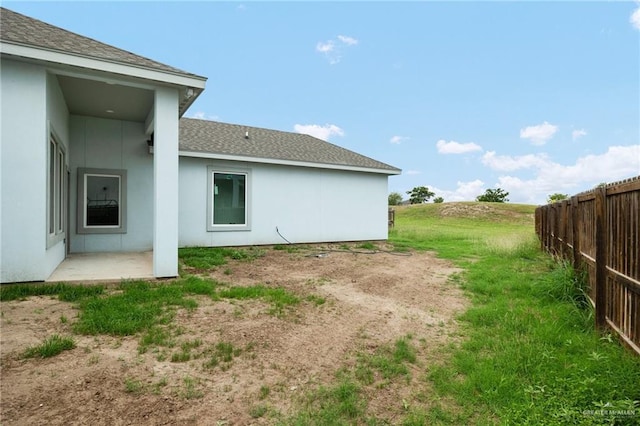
[388,192,403,206]
[433,197,444,203]
[406,186,435,204]
[547,193,568,204]
[476,188,509,203]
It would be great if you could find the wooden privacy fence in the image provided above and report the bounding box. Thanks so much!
[535,176,640,355]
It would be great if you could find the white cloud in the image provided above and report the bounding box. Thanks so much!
[427,144,640,204]
[490,145,640,204]
[431,179,485,202]
[405,170,421,175]
[337,35,359,46]
[316,41,335,54]
[631,4,640,30]
[390,135,409,144]
[190,111,220,121]
[436,139,483,154]
[316,35,358,64]
[572,129,587,141]
[481,151,551,172]
[294,124,344,141]
[520,121,558,145]
[539,145,640,185]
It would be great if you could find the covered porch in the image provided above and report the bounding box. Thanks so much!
[46,251,154,283]
[54,69,193,281]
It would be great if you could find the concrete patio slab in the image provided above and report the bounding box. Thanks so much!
[46,252,153,283]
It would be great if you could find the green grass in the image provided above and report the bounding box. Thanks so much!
[171,350,191,363]
[203,341,243,369]
[273,244,300,253]
[23,334,75,358]
[0,282,103,302]
[70,280,293,355]
[181,376,204,399]
[288,378,365,425]
[179,246,264,270]
[259,385,271,400]
[356,241,377,250]
[284,337,419,424]
[428,249,640,425]
[218,285,300,316]
[387,202,640,425]
[169,338,203,363]
[305,295,326,306]
[284,202,640,424]
[177,275,218,295]
[138,326,175,353]
[3,275,297,361]
[124,377,144,394]
[250,404,269,418]
[389,203,535,261]
[356,336,417,384]
[73,280,197,336]
[249,404,269,419]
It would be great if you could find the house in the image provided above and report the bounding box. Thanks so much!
[0,7,401,283]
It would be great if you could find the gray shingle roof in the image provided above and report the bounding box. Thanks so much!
[0,7,205,80]
[179,118,401,174]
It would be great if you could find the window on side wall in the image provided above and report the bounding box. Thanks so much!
[207,167,250,231]
[47,133,66,248]
[77,168,127,234]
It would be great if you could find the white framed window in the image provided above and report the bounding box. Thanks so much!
[207,167,251,231]
[47,130,66,248]
[77,168,127,234]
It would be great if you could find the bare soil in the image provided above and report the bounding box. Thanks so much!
[0,245,468,425]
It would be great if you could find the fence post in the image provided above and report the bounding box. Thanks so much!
[537,208,545,251]
[595,186,608,330]
[571,196,581,272]
[562,200,570,258]
[550,204,556,254]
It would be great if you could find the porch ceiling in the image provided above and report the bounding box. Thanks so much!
[57,75,153,122]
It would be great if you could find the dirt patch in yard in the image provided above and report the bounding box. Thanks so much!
[0,245,468,425]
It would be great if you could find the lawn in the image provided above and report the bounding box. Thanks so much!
[1,201,638,425]
[389,202,640,425]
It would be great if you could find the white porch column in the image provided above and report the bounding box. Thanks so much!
[153,87,179,277]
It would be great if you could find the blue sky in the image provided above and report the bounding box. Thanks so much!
[6,1,640,204]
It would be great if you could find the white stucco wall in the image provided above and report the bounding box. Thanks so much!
[69,116,153,253]
[178,157,390,247]
[0,59,70,282]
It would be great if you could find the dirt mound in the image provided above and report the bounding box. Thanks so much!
[434,202,535,223]
[438,202,498,218]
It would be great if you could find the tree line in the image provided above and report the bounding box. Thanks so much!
[389,187,575,205]
[388,186,510,205]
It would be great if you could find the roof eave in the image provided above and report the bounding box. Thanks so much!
[0,41,207,89]
[178,87,205,117]
[178,150,402,175]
